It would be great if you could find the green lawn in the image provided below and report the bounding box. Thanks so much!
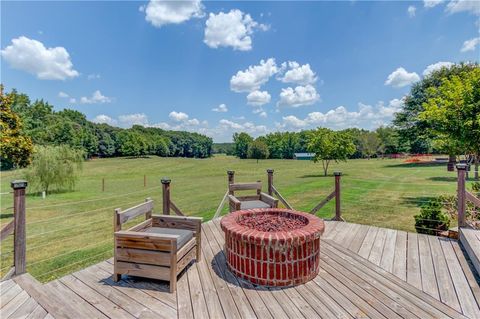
[0,155,470,282]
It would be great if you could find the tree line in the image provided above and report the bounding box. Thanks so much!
[1,87,213,170]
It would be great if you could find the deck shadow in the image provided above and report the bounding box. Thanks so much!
[428,176,457,182]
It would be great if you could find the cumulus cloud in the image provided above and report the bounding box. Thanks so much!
[142,0,204,27]
[408,5,417,17]
[118,113,149,127]
[169,111,189,122]
[277,85,320,107]
[79,90,112,104]
[87,73,100,80]
[58,91,69,98]
[278,98,404,131]
[212,103,228,112]
[423,61,454,76]
[424,0,443,7]
[92,114,117,126]
[461,37,480,52]
[446,0,480,15]
[247,90,271,106]
[384,67,420,88]
[1,36,79,80]
[204,9,267,51]
[278,61,317,85]
[230,58,278,92]
[219,119,267,134]
[259,111,267,118]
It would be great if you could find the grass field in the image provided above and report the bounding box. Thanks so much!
[0,155,471,282]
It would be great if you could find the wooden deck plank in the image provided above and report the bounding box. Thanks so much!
[406,232,422,290]
[358,226,379,259]
[418,234,440,299]
[177,269,194,319]
[267,289,306,319]
[440,238,480,318]
[25,305,48,319]
[428,235,462,312]
[335,222,357,248]
[348,224,370,253]
[451,240,480,307]
[0,284,22,308]
[0,280,15,295]
[1,290,30,318]
[323,221,341,240]
[392,231,407,281]
[60,274,135,319]
[368,227,387,266]
[380,228,397,273]
[460,228,480,276]
[294,283,339,318]
[7,297,39,319]
[303,279,353,319]
[187,262,209,319]
[324,240,467,319]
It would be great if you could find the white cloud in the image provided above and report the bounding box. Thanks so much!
[204,9,267,51]
[219,119,267,134]
[277,85,320,107]
[278,98,405,131]
[408,5,417,17]
[446,0,480,15]
[169,111,189,122]
[461,37,480,52]
[118,113,149,127]
[79,90,112,104]
[247,90,271,106]
[1,36,79,80]
[259,111,267,118]
[92,114,117,126]
[212,103,228,112]
[142,0,204,27]
[87,73,100,80]
[58,91,69,98]
[424,0,443,7]
[69,98,76,104]
[278,61,317,85]
[384,67,420,88]
[230,58,278,92]
[423,61,454,76]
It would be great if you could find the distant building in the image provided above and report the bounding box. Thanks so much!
[293,153,315,160]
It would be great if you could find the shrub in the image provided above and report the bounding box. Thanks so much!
[414,199,450,235]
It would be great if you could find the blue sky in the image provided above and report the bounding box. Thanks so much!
[1,1,479,142]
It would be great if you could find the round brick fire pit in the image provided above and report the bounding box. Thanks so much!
[221,208,325,287]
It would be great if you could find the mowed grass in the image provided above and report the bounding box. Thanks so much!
[0,155,471,282]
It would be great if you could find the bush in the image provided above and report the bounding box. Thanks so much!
[414,199,450,235]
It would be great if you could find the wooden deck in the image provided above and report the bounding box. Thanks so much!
[2,219,480,318]
[460,228,480,277]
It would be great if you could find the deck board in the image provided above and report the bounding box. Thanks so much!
[2,219,479,319]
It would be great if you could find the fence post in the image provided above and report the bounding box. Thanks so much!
[102,178,105,192]
[456,164,467,228]
[11,180,27,275]
[332,172,344,221]
[161,178,171,215]
[267,169,274,196]
[227,170,235,195]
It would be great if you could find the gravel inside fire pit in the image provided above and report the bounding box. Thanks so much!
[238,214,307,232]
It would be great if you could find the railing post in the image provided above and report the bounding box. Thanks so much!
[161,178,171,215]
[11,180,27,275]
[457,164,467,228]
[267,169,274,196]
[227,170,235,195]
[332,172,344,221]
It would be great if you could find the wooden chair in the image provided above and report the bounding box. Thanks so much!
[113,198,202,293]
[228,182,279,212]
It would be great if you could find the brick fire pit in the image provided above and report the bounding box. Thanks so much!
[221,208,325,287]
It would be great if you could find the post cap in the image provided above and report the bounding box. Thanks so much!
[267,169,274,173]
[11,180,27,189]
[456,164,467,170]
[334,171,342,176]
[227,170,235,175]
[161,178,171,184]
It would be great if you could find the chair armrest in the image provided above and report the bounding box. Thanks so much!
[152,215,202,233]
[260,192,279,207]
[228,195,241,212]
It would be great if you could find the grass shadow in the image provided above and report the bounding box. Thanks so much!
[299,173,349,178]
[401,196,438,208]
[385,162,446,168]
[428,176,457,182]
[0,213,13,219]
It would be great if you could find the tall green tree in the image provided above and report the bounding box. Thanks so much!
[0,86,33,169]
[26,145,84,194]
[233,132,253,159]
[307,128,355,176]
[358,131,382,159]
[248,139,269,163]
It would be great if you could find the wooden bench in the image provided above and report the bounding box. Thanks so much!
[113,198,202,292]
[228,182,278,212]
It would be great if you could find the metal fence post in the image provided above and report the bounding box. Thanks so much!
[11,180,27,275]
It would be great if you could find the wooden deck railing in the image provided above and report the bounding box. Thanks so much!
[457,164,480,227]
[1,180,27,280]
[161,178,185,216]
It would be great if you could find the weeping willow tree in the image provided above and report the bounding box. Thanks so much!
[26,145,84,194]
